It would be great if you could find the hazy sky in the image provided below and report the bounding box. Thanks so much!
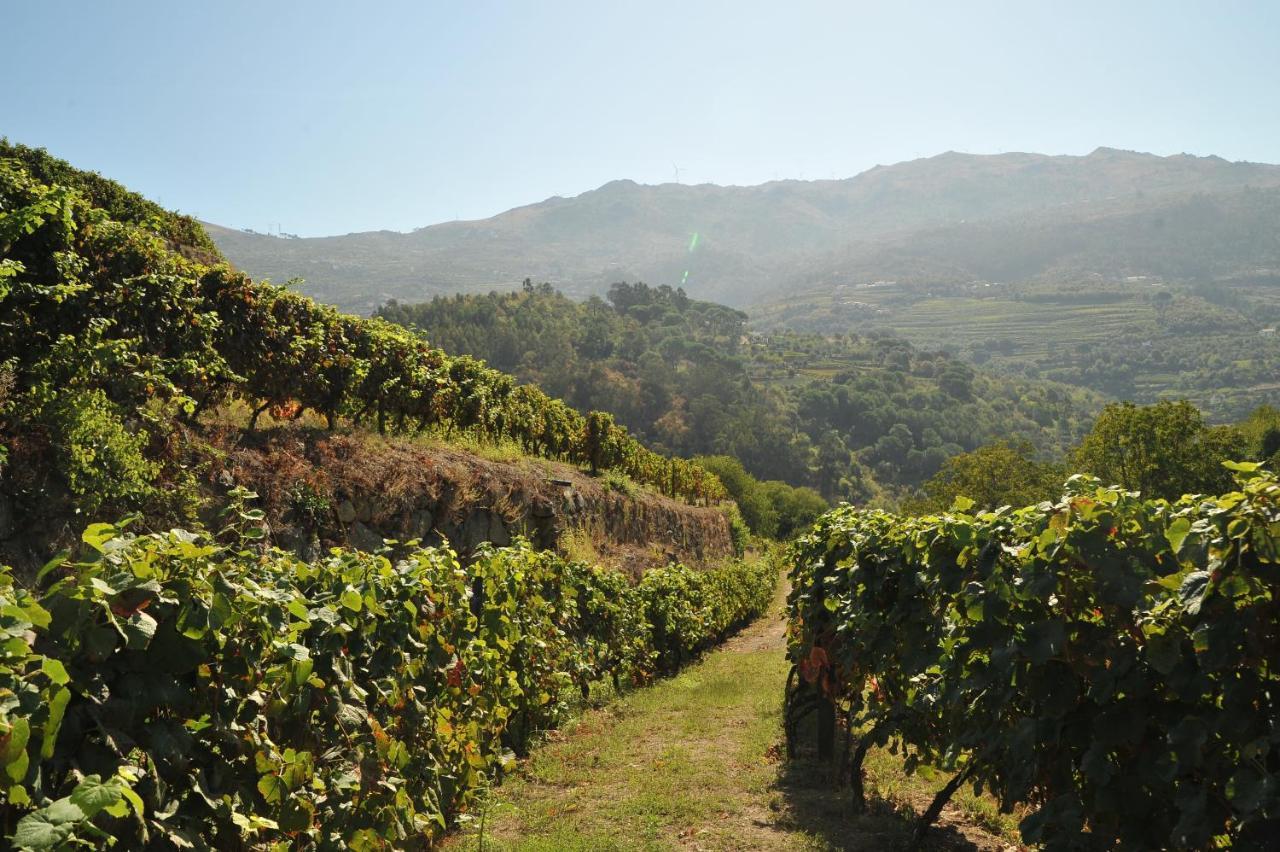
[5,1,1279,235]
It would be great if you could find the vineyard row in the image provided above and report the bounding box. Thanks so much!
[786,466,1279,849]
[0,519,776,848]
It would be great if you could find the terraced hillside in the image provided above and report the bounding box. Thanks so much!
[753,273,1280,421]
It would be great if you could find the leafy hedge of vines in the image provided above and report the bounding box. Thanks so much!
[0,523,776,849]
[0,140,219,258]
[786,464,1280,849]
[0,149,724,508]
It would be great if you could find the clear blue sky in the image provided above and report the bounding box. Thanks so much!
[5,1,1278,236]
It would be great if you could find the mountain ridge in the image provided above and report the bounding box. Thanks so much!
[206,147,1280,313]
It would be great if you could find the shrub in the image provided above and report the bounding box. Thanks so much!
[42,389,157,515]
[721,502,751,556]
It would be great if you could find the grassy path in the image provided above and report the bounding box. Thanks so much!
[448,583,1019,851]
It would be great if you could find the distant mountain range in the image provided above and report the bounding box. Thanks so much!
[207,147,1280,314]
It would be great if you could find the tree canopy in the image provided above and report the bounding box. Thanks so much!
[1071,401,1247,501]
[910,441,1063,513]
[378,283,1097,504]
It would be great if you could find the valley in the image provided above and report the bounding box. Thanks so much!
[211,148,1280,425]
[7,4,1280,848]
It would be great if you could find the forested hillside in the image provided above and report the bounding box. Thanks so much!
[377,282,1099,504]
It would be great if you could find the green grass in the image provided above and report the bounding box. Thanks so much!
[463,643,801,850]
[448,583,1021,852]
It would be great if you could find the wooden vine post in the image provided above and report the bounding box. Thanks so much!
[816,694,836,761]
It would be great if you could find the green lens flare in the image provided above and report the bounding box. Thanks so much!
[680,232,699,285]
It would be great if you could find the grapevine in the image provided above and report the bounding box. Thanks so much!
[786,466,1280,849]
